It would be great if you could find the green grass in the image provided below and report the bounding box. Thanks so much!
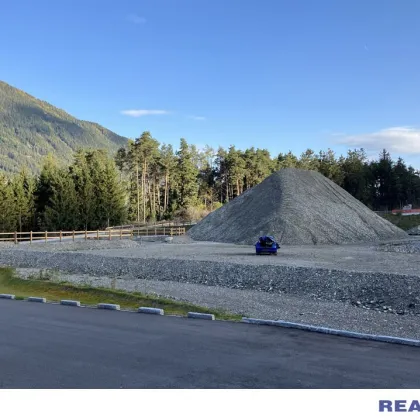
[382,214,420,231]
[0,267,243,321]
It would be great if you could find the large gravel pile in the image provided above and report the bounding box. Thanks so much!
[188,168,408,245]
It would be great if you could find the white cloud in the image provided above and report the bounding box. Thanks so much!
[334,126,420,155]
[120,109,170,117]
[126,14,146,24]
[188,115,206,121]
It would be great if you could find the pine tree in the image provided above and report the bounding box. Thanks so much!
[12,167,35,232]
[43,168,80,231]
[175,138,199,209]
[35,154,60,229]
[95,152,127,227]
[159,143,177,217]
[70,150,95,230]
[0,173,16,232]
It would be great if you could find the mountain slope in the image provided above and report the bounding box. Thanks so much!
[0,81,129,174]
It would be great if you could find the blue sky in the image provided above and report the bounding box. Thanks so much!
[1,0,420,168]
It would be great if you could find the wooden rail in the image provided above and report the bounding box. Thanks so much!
[0,230,133,244]
[0,227,186,244]
[108,222,195,230]
[131,227,186,237]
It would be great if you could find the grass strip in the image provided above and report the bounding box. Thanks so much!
[0,267,242,321]
[382,214,420,231]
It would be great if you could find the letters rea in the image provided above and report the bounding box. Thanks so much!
[379,400,420,412]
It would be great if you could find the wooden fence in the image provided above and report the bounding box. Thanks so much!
[0,227,186,244]
[132,227,186,237]
[109,221,196,230]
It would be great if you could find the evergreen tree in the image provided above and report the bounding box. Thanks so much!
[43,168,80,231]
[277,151,299,169]
[35,154,60,229]
[341,149,370,205]
[299,149,320,171]
[0,173,16,232]
[159,143,177,217]
[70,150,95,230]
[12,167,35,232]
[95,152,127,227]
[317,149,344,185]
[175,138,199,209]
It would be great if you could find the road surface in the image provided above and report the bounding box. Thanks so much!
[0,299,419,388]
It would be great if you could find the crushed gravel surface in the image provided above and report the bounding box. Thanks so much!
[0,242,18,249]
[188,168,408,245]
[377,242,420,254]
[7,239,142,252]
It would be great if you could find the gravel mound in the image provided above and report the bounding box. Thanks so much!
[188,168,408,245]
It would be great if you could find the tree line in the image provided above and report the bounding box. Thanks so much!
[0,130,419,232]
[0,149,126,232]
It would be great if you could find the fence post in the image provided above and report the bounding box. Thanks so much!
[109,230,111,240]
[97,230,99,241]
[30,231,32,244]
[14,232,17,245]
[163,227,166,236]
[120,229,122,239]
[60,231,62,242]
[45,231,48,243]
[155,227,157,236]
[72,231,75,242]
[85,230,87,241]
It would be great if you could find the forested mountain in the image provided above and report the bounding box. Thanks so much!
[0,81,128,174]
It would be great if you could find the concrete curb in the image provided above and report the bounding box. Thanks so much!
[0,294,15,299]
[27,297,46,303]
[138,307,164,315]
[241,317,420,347]
[60,299,81,307]
[3,293,420,347]
[187,312,215,320]
[97,303,120,311]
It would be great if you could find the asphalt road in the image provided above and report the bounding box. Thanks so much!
[0,300,419,388]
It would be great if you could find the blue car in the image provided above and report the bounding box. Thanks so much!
[255,235,280,255]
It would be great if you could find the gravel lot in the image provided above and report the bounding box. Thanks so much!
[1,237,420,340]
